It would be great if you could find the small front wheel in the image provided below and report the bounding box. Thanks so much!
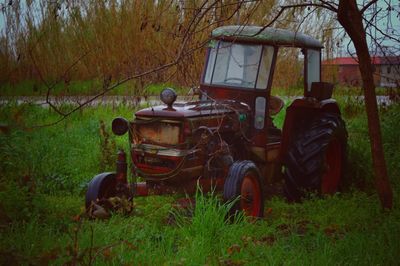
[85,172,117,210]
[223,161,265,217]
[85,172,129,218]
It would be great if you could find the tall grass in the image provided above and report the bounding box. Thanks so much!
[0,102,135,195]
[2,186,399,264]
[338,97,400,193]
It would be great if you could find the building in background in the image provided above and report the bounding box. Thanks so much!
[322,56,400,87]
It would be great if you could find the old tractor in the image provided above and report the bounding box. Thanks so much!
[86,25,347,217]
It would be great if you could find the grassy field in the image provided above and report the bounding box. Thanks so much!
[0,97,399,265]
[0,80,188,97]
[1,79,399,97]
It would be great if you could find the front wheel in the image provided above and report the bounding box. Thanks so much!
[223,161,265,217]
[284,113,347,201]
[85,172,118,217]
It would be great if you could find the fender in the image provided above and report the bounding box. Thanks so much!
[85,172,116,209]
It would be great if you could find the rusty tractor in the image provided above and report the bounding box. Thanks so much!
[86,25,347,217]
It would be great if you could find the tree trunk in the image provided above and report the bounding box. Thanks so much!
[337,0,393,209]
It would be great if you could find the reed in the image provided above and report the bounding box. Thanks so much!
[0,0,336,95]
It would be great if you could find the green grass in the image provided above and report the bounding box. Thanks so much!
[0,103,134,195]
[271,85,398,97]
[0,80,103,96]
[1,192,399,265]
[0,99,399,264]
[2,78,398,97]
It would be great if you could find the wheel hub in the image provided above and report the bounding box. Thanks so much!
[240,174,261,216]
[321,138,342,194]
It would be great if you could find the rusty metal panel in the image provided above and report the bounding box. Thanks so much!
[136,122,180,145]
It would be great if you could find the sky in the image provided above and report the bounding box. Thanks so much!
[335,0,400,56]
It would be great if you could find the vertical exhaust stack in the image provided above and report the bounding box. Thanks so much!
[116,150,127,183]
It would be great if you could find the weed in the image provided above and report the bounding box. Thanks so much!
[342,96,365,118]
[99,119,116,172]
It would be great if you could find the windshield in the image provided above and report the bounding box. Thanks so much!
[203,41,274,89]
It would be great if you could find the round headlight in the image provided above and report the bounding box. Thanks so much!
[160,88,177,108]
[112,117,129,136]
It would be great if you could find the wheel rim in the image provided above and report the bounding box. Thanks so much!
[240,172,261,217]
[321,138,342,194]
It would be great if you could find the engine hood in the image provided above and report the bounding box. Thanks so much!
[135,100,251,118]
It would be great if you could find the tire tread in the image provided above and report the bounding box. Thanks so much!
[284,113,347,201]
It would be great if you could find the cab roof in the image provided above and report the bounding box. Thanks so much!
[212,25,323,49]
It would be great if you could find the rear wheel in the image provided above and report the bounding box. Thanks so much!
[284,113,347,201]
[223,161,264,217]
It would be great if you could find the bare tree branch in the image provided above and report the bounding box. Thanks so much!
[249,2,338,38]
[360,0,379,14]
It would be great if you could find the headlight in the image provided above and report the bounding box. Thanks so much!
[160,88,177,108]
[112,117,129,136]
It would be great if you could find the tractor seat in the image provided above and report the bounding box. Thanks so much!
[267,116,282,143]
[268,125,282,143]
[269,95,284,116]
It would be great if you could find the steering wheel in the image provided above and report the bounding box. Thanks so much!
[224,77,246,83]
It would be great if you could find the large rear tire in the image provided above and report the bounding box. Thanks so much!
[284,113,347,201]
[223,161,265,217]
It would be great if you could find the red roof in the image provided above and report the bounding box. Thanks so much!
[323,57,358,65]
[323,56,400,65]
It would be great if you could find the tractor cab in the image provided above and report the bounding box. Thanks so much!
[200,26,322,138]
[199,26,326,161]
